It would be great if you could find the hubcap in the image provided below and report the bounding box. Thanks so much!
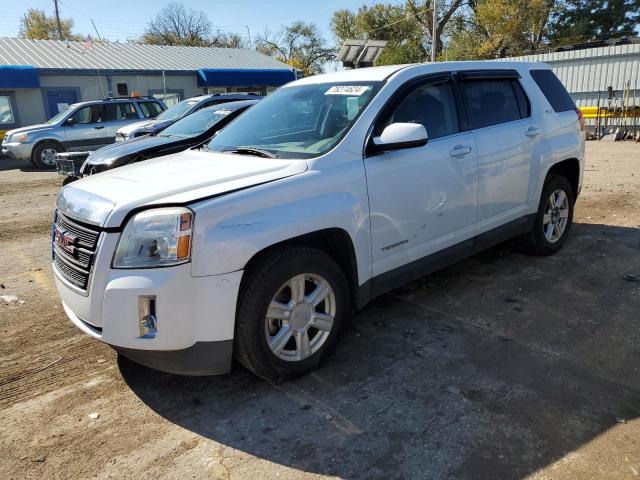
[265,273,336,362]
[543,189,569,243]
[40,147,58,166]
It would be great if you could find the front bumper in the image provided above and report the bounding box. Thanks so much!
[2,142,32,160]
[54,237,244,375]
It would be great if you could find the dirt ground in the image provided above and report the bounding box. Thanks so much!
[1,142,639,480]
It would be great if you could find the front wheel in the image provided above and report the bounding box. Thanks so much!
[234,247,350,380]
[31,141,63,169]
[522,175,575,256]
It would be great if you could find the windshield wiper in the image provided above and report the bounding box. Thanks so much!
[223,146,277,158]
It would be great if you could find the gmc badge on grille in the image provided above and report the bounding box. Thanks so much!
[54,226,77,255]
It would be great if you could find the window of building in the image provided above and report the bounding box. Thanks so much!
[0,96,15,124]
[382,79,460,140]
[117,83,128,96]
[138,101,164,118]
[460,79,525,129]
[152,92,181,108]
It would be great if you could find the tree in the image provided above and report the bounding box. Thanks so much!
[141,2,212,46]
[444,0,558,59]
[549,0,640,45]
[255,21,334,75]
[405,0,465,58]
[19,8,82,41]
[210,30,246,49]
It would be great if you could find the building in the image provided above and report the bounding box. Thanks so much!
[0,37,295,133]
[500,38,640,109]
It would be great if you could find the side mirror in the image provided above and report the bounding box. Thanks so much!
[64,117,76,126]
[370,122,428,153]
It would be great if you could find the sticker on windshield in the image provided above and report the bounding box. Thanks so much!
[325,85,370,96]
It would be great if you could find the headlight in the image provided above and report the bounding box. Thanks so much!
[113,207,193,269]
[11,133,28,143]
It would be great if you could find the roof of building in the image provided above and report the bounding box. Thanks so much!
[0,37,292,72]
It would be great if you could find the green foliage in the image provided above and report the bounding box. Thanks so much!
[19,8,82,41]
[550,0,640,45]
[255,21,334,75]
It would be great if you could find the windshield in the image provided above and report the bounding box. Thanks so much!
[156,99,198,121]
[159,106,234,138]
[44,107,72,125]
[207,83,381,159]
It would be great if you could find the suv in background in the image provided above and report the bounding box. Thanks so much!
[1,97,166,168]
[52,62,584,379]
[115,93,262,142]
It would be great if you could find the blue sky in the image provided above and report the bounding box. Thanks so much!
[0,0,380,45]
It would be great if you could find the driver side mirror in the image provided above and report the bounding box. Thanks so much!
[370,122,428,154]
[64,117,76,126]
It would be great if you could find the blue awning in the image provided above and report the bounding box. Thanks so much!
[0,65,40,88]
[197,68,295,87]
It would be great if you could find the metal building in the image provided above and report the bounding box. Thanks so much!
[500,39,640,108]
[0,37,295,134]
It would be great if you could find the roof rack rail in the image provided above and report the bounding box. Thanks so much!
[101,96,156,101]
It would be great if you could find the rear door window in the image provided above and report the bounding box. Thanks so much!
[530,69,576,112]
[104,102,138,121]
[138,101,164,118]
[460,79,525,129]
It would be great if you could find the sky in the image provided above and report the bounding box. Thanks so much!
[0,0,382,46]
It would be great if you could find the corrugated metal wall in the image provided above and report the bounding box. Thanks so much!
[501,44,640,108]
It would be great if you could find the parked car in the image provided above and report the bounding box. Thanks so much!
[56,100,259,180]
[115,93,262,142]
[1,97,166,168]
[52,62,584,379]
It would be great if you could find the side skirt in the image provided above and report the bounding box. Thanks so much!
[356,214,535,309]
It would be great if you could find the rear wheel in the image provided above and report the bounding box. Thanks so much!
[522,175,574,255]
[234,247,350,380]
[31,141,63,169]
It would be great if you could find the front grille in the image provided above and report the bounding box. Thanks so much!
[53,212,102,291]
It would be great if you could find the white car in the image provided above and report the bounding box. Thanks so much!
[52,62,584,379]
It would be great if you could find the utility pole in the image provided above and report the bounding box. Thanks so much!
[431,0,437,62]
[53,0,63,40]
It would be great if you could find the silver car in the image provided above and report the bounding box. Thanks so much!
[1,97,165,168]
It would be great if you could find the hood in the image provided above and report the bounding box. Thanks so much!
[5,124,54,137]
[85,135,177,166]
[57,150,308,228]
[118,119,173,135]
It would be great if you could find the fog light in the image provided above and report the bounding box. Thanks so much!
[138,296,157,338]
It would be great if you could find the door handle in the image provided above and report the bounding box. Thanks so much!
[525,127,541,138]
[450,145,472,157]
[94,125,105,130]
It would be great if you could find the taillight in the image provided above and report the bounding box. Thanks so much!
[575,108,585,131]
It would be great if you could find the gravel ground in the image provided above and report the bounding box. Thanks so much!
[1,141,639,480]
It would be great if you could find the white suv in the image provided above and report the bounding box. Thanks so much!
[52,62,584,379]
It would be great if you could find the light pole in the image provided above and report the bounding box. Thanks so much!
[431,0,437,62]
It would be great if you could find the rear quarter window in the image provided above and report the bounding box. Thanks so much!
[530,69,576,112]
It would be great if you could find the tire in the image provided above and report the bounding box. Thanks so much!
[521,174,574,256]
[234,247,350,381]
[31,141,63,169]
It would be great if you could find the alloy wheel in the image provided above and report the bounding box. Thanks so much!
[264,273,336,362]
[543,188,569,243]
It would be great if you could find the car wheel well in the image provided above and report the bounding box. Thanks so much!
[547,158,579,198]
[242,228,359,309]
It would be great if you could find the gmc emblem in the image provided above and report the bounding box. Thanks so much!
[54,226,77,255]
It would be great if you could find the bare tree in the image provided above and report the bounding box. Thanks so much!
[406,0,465,57]
[141,3,212,46]
[210,30,246,49]
[255,21,334,75]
